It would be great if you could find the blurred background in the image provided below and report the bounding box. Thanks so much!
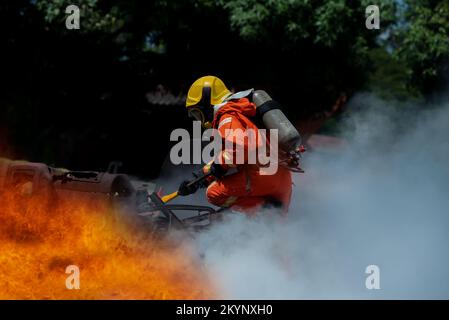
[0,0,448,178]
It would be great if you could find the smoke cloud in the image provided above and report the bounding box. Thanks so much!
[187,93,449,299]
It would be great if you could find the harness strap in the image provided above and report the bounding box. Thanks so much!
[255,100,282,117]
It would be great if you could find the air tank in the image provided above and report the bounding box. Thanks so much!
[252,90,302,153]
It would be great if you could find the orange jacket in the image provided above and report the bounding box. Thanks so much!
[210,97,267,171]
[204,97,293,213]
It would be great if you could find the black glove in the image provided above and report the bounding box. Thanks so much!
[210,162,227,179]
[178,180,199,196]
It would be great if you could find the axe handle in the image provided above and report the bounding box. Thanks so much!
[161,172,212,203]
[161,191,179,203]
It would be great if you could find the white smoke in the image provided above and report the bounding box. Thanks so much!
[188,93,449,299]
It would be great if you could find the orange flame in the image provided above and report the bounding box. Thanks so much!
[0,185,216,299]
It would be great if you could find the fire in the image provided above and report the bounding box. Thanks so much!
[0,184,216,299]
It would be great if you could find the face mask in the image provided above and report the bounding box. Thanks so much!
[188,108,204,122]
[188,108,212,128]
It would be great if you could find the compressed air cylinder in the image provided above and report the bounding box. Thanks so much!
[252,90,302,153]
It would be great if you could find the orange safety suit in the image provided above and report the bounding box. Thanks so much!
[204,95,292,215]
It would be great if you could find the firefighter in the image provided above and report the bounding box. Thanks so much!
[178,76,292,215]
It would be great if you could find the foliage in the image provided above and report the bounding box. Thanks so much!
[393,0,449,93]
[1,0,448,176]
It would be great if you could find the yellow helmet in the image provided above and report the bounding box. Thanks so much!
[185,76,231,128]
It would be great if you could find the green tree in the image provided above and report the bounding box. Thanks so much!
[2,0,449,176]
[393,0,449,94]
